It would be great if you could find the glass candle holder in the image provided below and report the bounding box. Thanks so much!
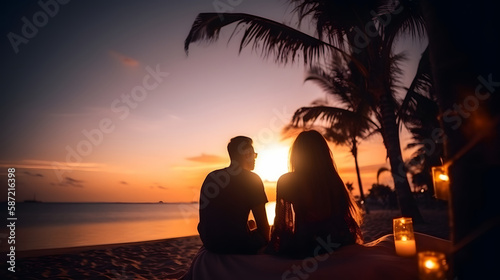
[418,251,448,280]
[432,166,450,201]
[393,217,416,257]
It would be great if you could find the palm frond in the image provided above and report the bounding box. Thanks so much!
[364,126,382,139]
[405,142,422,150]
[377,0,426,48]
[290,0,381,45]
[305,65,354,108]
[281,123,330,141]
[291,106,351,126]
[322,127,351,146]
[185,13,350,64]
[397,47,433,126]
[376,167,391,184]
[389,51,408,92]
[291,106,378,138]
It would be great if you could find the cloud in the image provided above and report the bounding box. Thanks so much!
[149,183,168,190]
[109,50,140,67]
[0,159,106,173]
[24,171,44,177]
[53,177,85,188]
[119,181,128,185]
[186,153,227,164]
[168,114,181,120]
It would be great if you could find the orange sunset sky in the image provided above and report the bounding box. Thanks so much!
[0,0,426,203]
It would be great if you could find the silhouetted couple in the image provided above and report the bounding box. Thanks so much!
[197,130,362,258]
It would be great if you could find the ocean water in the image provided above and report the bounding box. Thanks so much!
[1,202,199,251]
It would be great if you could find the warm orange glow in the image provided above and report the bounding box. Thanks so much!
[418,251,448,279]
[254,145,289,182]
[17,218,199,251]
[265,201,276,225]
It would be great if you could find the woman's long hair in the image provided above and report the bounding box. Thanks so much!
[290,130,363,242]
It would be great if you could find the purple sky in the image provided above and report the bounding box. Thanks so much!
[0,0,426,202]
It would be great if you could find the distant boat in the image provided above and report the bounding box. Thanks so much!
[158,201,164,204]
[24,194,42,203]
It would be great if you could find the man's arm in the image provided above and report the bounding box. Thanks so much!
[252,203,270,242]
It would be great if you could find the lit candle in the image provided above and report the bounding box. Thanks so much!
[432,166,450,200]
[394,238,416,257]
[393,217,416,257]
[418,251,448,280]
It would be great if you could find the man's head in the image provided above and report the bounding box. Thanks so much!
[227,136,257,170]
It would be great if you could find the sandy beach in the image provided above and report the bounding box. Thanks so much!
[2,208,449,279]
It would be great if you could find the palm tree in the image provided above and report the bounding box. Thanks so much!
[184,0,425,222]
[403,90,443,197]
[398,47,443,197]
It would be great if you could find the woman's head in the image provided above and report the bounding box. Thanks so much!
[290,130,335,174]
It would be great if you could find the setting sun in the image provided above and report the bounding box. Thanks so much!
[254,145,290,182]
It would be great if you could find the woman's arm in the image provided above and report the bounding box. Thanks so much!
[267,173,296,253]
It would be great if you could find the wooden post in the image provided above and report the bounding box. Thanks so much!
[420,0,500,278]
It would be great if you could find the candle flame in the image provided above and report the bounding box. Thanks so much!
[438,174,449,181]
[402,236,407,241]
[424,260,437,269]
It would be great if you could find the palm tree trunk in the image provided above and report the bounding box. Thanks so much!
[380,93,424,223]
[352,140,369,214]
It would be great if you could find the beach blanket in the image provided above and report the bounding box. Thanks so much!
[181,233,451,280]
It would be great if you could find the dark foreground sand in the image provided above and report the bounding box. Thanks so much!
[2,208,449,280]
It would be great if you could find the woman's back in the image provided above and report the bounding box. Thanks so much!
[268,130,362,258]
[275,172,358,256]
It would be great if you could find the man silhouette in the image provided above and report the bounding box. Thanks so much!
[197,136,270,254]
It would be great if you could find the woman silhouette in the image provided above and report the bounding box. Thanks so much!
[268,130,363,258]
